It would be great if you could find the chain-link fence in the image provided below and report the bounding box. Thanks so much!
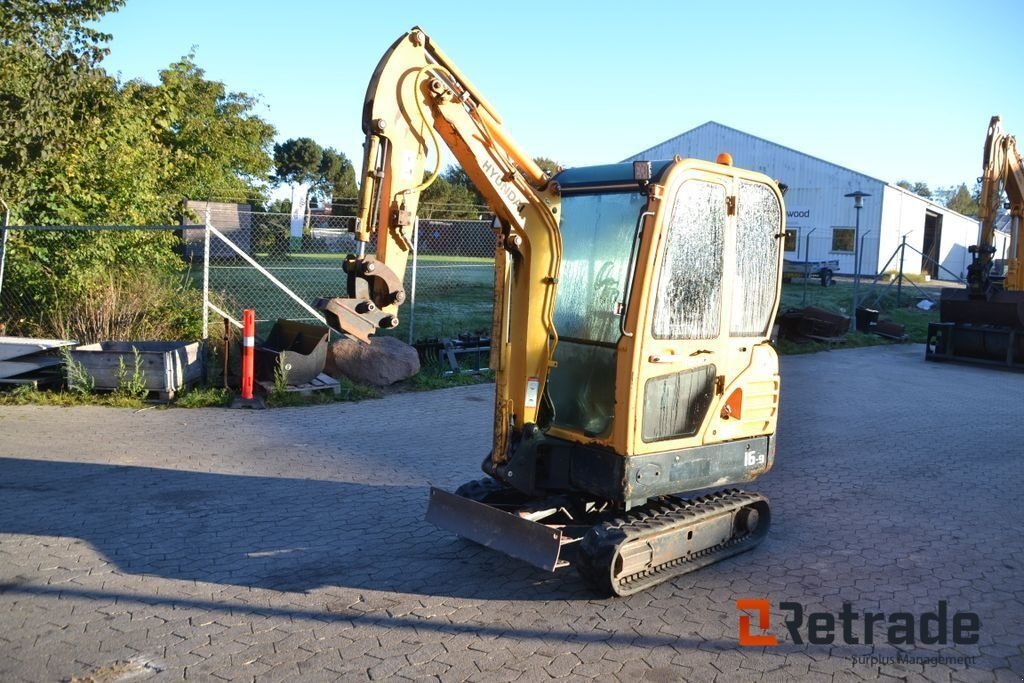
[776,232,972,345]
[779,232,969,309]
[0,207,497,346]
[782,232,973,282]
[0,225,200,342]
[201,207,496,342]
[3,209,979,347]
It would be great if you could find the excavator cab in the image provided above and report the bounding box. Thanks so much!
[484,159,784,501]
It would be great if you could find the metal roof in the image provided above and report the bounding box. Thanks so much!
[630,121,978,222]
[552,160,674,191]
[627,121,882,185]
[884,182,980,222]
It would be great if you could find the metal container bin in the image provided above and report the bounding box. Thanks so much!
[70,341,203,400]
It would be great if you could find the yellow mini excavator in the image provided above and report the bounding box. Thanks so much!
[927,116,1024,369]
[316,28,785,596]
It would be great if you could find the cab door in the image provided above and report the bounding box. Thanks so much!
[631,170,732,455]
[630,166,783,456]
[715,179,784,445]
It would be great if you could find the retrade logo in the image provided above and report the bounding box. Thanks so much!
[736,599,980,646]
[737,598,777,646]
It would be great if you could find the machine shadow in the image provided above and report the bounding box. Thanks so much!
[0,457,591,600]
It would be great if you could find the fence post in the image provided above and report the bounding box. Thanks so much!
[802,228,816,305]
[897,235,906,308]
[202,206,211,341]
[408,216,419,345]
[0,199,9,303]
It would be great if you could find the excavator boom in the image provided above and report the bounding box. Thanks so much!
[316,27,563,461]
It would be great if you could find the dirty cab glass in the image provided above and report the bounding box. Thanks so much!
[652,180,726,339]
[731,181,782,337]
[548,191,647,437]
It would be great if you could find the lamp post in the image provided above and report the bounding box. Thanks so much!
[845,190,871,331]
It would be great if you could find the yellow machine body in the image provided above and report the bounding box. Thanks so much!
[319,28,786,594]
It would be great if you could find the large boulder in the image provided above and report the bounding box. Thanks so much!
[326,335,420,386]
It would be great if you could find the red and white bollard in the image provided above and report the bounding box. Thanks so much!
[241,309,255,400]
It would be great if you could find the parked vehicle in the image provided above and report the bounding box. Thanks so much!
[782,258,839,286]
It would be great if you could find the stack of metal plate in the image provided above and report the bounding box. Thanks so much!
[0,337,76,389]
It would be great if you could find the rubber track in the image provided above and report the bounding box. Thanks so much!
[576,488,770,597]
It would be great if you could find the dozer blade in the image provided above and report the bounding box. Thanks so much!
[425,487,564,571]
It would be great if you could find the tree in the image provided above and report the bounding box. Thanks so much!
[911,182,932,199]
[273,138,356,206]
[894,180,932,199]
[419,174,485,219]
[0,0,126,62]
[274,137,323,184]
[533,156,563,176]
[0,0,126,222]
[321,147,357,199]
[443,166,473,188]
[128,55,276,205]
[0,0,178,337]
[946,183,980,217]
[0,3,277,340]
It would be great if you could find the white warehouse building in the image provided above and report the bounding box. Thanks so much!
[626,122,994,280]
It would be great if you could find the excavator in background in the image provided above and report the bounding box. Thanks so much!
[316,28,785,596]
[927,116,1024,369]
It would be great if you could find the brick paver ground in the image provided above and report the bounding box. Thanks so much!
[0,344,1021,682]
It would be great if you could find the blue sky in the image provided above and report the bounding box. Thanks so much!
[96,0,1024,192]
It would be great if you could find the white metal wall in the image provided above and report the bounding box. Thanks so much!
[992,229,1012,262]
[878,185,980,280]
[779,184,884,275]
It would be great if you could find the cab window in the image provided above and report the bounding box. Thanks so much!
[652,180,726,340]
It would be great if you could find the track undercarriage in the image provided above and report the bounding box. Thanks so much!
[426,478,770,597]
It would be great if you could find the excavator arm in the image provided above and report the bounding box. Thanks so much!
[971,115,1024,294]
[315,27,564,460]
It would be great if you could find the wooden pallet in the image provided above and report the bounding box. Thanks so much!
[256,372,340,397]
[805,334,848,349]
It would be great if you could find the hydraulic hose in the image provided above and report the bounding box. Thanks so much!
[404,64,449,196]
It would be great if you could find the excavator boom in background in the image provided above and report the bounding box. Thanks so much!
[316,28,786,595]
[927,116,1024,369]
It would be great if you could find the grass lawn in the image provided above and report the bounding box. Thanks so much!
[195,252,495,341]
[779,278,941,348]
